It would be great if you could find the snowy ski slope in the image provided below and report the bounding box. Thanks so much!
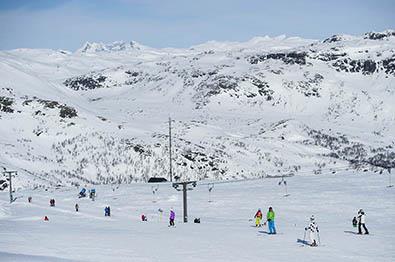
[0,172,394,261]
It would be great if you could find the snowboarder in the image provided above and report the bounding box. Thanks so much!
[305,215,319,246]
[265,207,276,234]
[141,214,147,221]
[169,208,175,227]
[254,209,263,227]
[357,209,369,234]
[28,196,32,203]
[75,203,79,212]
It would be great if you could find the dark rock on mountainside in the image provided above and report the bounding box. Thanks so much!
[64,75,107,91]
[0,96,14,113]
[382,56,395,75]
[332,59,377,75]
[323,35,345,43]
[249,52,307,65]
[364,31,395,40]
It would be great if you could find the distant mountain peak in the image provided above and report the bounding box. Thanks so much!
[77,40,146,53]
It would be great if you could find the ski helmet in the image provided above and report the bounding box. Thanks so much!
[310,215,315,221]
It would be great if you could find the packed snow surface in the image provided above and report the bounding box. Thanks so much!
[0,172,394,261]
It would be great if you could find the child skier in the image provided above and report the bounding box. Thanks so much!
[169,208,175,227]
[305,215,319,247]
[265,207,276,234]
[357,209,369,234]
[254,209,263,227]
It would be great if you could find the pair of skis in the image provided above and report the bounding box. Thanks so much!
[298,230,321,247]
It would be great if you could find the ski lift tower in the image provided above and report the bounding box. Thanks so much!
[208,183,214,202]
[388,168,393,188]
[278,175,290,197]
[3,170,17,203]
[172,181,197,223]
[151,185,159,202]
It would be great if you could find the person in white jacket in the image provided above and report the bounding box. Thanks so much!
[357,209,369,235]
[305,215,319,246]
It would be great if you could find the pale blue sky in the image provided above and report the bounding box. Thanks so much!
[0,0,394,51]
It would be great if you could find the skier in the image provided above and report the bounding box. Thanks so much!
[75,203,79,212]
[357,209,369,235]
[265,207,276,234]
[104,206,111,217]
[50,199,55,207]
[28,196,32,203]
[169,208,175,227]
[352,216,358,228]
[254,209,263,227]
[305,215,319,247]
[44,216,49,221]
[158,208,163,221]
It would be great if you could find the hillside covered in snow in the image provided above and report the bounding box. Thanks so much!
[0,30,394,189]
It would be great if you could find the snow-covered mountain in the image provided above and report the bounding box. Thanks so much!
[0,31,394,189]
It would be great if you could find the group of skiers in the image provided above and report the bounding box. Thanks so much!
[140,208,176,227]
[35,191,369,248]
[254,208,369,247]
[353,209,369,235]
[254,207,277,234]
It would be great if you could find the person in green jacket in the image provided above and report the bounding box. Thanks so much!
[265,207,276,234]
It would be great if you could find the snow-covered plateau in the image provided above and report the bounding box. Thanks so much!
[0,30,394,189]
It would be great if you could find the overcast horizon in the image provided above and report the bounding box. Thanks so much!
[0,0,394,51]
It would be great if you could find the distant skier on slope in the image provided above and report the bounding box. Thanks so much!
[356,209,369,235]
[265,207,276,234]
[305,215,319,246]
[352,216,358,228]
[75,203,79,212]
[254,209,263,227]
[104,206,111,217]
[169,208,175,227]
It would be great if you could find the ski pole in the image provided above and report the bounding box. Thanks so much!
[303,229,306,243]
